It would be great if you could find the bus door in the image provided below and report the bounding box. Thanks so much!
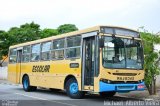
[16,48,22,83]
[82,32,97,91]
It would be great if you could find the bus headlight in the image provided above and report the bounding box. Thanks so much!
[139,79,144,83]
[100,78,111,83]
[107,80,111,83]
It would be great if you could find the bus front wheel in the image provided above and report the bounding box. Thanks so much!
[99,91,116,97]
[66,78,84,99]
[22,75,37,92]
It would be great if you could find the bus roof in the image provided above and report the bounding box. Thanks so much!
[10,25,138,49]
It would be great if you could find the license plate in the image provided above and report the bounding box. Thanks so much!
[117,77,134,81]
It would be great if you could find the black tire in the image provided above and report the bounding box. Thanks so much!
[31,86,37,91]
[22,75,32,92]
[66,78,84,99]
[99,91,116,98]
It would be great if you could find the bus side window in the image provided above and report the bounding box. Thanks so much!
[22,45,30,62]
[9,48,17,63]
[31,44,40,61]
[66,35,81,58]
[41,41,51,60]
[52,39,64,60]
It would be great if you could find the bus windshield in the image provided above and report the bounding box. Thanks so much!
[102,36,143,69]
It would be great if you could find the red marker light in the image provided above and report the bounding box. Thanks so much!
[138,84,144,89]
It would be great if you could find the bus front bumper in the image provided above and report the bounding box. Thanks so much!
[99,81,145,92]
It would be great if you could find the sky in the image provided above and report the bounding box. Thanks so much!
[0,0,160,33]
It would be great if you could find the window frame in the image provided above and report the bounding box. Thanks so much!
[30,43,41,62]
[65,35,81,59]
[9,35,82,63]
[22,45,31,63]
[51,38,65,60]
[102,36,143,70]
[9,48,17,64]
[41,41,52,61]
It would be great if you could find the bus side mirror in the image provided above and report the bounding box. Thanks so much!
[99,37,104,48]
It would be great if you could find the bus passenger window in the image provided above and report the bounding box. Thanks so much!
[52,39,64,59]
[66,48,80,58]
[31,44,40,61]
[41,42,51,60]
[22,45,30,62]
[9,48,17,63]
[66,35,81,58]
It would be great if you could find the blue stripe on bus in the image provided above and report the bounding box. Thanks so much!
[99,81,145,92]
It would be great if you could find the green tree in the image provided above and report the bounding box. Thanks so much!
[19,22,41,42]
[8,22,41,44]
[0,22,41,66]
[57,24,78,34]
[8,27,21,45]
[0,30,10,66]
[40,28,58,38]
[140,31,160,95]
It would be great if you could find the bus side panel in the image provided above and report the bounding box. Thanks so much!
[8,64,17,83]
[39,59,81,90]
[48,59,82,90]
[94,77,100,92]
[20,62,42,86]
[20,61,69,89]
[19,59,82,90]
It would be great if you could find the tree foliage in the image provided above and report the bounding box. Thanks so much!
[140,31,160,94]
[40,28,58,38]
[0,30,9,60]
[57,24,78,34]
[8,22,41,44]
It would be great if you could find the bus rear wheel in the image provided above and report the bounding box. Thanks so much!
[66,78,84,99]
[99,91,116,97]
[22,75,37,92]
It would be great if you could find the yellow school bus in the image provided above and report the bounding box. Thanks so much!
[8,25,145,98]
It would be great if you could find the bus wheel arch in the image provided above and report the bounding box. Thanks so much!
[64,75,77,89]
[22,74,37,92]
[64,75,84,99]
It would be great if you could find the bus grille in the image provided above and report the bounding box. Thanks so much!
[110,81,139,84]
[113,73,137,76]
[117,86,135,90]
